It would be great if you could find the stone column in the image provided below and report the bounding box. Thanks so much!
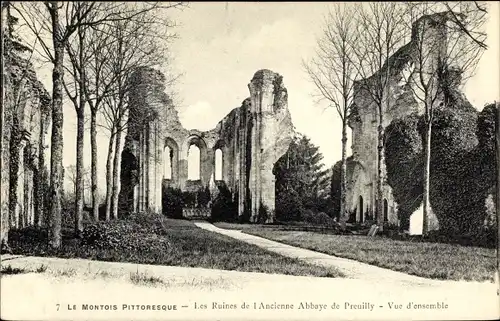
[132,140,139,213]
[248,70,293,223]
[139,128,147,212]
[154,122,163,213]
[237,102,249,219]
[248,81,261,222]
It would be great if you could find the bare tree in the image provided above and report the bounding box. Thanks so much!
[304,3,358,229]
[350,3,408,229]
[12,2,184,246]
[62,2,95,235]
[12,1,107,247]
[441,1,488,50]
[98,10,177,220]
[83,23,115,222]
[399,2,487,235]
[66,164,90,197]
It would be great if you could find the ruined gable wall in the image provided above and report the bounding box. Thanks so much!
[1,37,51,245]
[346,14,451,224]
[124,69,293,222]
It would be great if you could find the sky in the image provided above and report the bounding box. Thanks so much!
[15,2,500,195]
[168,2,500,166]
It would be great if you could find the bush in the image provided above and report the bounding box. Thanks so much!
[197,187,211,208]
[9,226,48,245]
[258,203,271,223]
[299,210,336,227]
[162,186,183,218]
[275,189,304,222]
[211,182,237,222]
[182,191,196,208]
[81,223,122,249]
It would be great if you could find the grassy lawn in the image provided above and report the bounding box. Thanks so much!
[214,223,497,282]
[6,213,343,278]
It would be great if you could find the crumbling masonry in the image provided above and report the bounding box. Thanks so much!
[1,7,51,246]
[121,69,294,223]
[346,13,458,230]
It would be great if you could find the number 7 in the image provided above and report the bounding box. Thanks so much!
[56,304,60,311]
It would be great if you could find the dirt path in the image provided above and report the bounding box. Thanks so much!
[2,222,499,321]
[194,222,497,287]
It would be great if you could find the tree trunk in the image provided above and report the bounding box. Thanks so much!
[49,3,64,249]
[111,126,123,219]
[495,101,499,280]
[34,112,46,227]
[90,109,98,221]
[74,24,85,236]
[105,129,116,221]
[422,113,432,235]
[0,2,9,247]
[376,119,384,230]
[339,119,348,230]
[74,108,84,235]
[8,122,20,228]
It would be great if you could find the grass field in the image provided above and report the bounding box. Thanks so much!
[6,213,343,278]
[214,223,497,282]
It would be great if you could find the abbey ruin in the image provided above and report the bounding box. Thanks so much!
[346,13,460,231]
[120,69,294,223]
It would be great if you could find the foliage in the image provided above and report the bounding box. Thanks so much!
[197,186,211,208]
[330,161,342,220]
[118,146,139,216]
[162,186,183,219]
[299,210,337,227]
[385,101,497,237]
[81,223,122,250]
[273,134,332,221]
[275,188,304,222]
[7,213,343,278]
[210,182,238,222]
[385,113,423,229]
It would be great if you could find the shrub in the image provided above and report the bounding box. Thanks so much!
[275,188,304,222]
[211,182,237,222]
[8,226,48,245]
[299,210,336,227]
[197,187,211,208]
[162,186,183,218]
[182,191,196,208]
[258,203,270,223]
[81,223,122,249]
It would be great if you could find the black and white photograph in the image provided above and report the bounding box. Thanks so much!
[0,2,499,320]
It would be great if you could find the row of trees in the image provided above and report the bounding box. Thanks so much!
[304,2,489,234]
[6,2,185,248]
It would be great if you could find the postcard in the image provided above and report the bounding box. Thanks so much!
[1,2,499,320]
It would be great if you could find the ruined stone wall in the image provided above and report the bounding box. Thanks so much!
[122,69,294,222]
[346,13,453,226]
[1,15,51,245]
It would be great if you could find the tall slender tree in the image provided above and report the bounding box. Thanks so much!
[12,1,184,246]
[304,3,358,229]
[399,2,487,234]
[350,3,408,229]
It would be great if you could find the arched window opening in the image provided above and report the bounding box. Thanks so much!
[187,144,200,180]
[359,195,364,223]
[215,148,223,181]
[163,146,173,179]
[383,198,388,222]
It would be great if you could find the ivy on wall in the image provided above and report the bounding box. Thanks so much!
[385,101,497,236]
